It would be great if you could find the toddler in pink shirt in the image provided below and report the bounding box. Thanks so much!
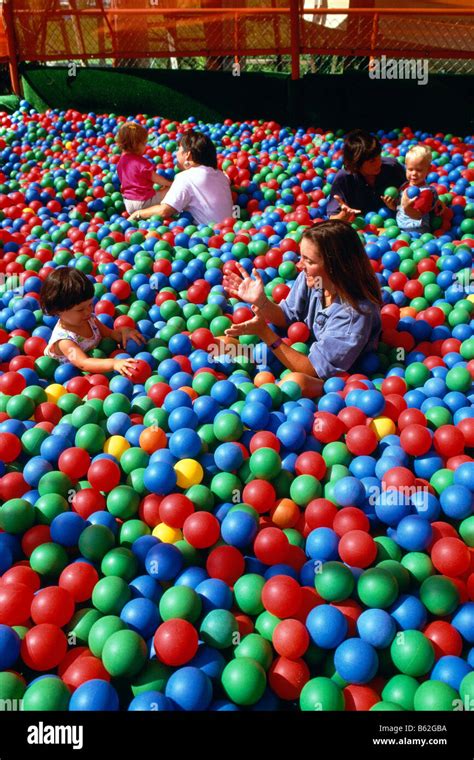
[116,122,172,215]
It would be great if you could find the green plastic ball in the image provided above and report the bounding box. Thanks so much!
[419,575,460,616]
[390,630,434,677]
[300,677,345,711]
[159,586,202,622]
[22,677,70,711]
[102,629,147,678]
[234,633,273,670]
[88,615,127,657]
[315,561,355,602]
[233,574,265,615]
[92,575,131,615]
[200,609,239,649]
[357,567,399,609]
[414,680,458,711]
[221,657,266,706]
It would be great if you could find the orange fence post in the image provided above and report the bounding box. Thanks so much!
[2,0,21,95]
[290,0,300,79]
[369,11,378,72]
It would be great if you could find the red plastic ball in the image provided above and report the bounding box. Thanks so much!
[262,575,302,618]
[287,322,310,343]
[183,512,220,549]
[62,655,110,691]
[2,566,40,592]
[242,480,276,514]
[87,458,121,492]
[153,620,199,666]
[400,424,432,456]
[433,425,465,458]
[273,618,309,659]
[424,620,463,659]
[249,431,280,453]
[159,494,194,528]
[127,359,151,384]
[294,451,327,479]
[59,562,99,602]
[268,656,310,700]
[0,432,21,463]
[0,371,26,394]
[72,488,106,518]
[138,494,162,527]
[312,412,345,443]
[254,527,290,565]
[21,624,68,670]
[305,499,338,530]
[381,376,407,396]
[58,447,91,479]
[333,507,370,536]
[344,685,380,711]
[66,376,91,397]
[345,425,378,455]
[34,402,62,425]
[0,471,28,500]
[206,546,245,585]
[21,525,51,558]
[458,418,474,448]
[338,530,377,568]
[383,466,416,491]
[337,406,367,429]
[0,581,34,625]
[30,586,75,627]
[431,537,471,577]
[398,408,427,429]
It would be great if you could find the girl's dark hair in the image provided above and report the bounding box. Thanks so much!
[40,268,95,314]
[180,131,217,169]
[301,220,382,311]
[343,129,381,173]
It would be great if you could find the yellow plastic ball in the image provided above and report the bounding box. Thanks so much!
[104,435,130,460]
[65,141,72,149]
[152,523,183,544]
[45,383,67,404]
[468,295,474,304]
[174,458,204,489]
[370,416,396,439]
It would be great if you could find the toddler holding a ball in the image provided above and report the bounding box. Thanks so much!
[396,145,445,234]
[41,268,144,377]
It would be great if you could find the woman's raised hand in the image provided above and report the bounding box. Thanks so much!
[223,263,266,306]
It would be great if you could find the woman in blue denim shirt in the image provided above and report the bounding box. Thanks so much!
[224,220,382,397]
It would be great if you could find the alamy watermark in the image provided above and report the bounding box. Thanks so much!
[369,55,429,86]
[0,273,24,296]
[208,341,268,366]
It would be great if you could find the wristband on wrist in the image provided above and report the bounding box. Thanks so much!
[270,337,283,350]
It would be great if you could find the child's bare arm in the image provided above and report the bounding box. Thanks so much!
[57,340,138,377]
[152,172,172,187]
[93,317,145,349]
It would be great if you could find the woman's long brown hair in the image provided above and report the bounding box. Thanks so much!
[301,220,383,311]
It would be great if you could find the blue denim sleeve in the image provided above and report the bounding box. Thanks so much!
[308,305,375,379]
[279,272,307,324]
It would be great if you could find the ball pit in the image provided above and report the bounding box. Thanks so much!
[0,107,472,712]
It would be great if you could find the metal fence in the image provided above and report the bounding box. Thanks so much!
[1,2,473,94]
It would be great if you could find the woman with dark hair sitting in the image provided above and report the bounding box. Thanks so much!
[129,130,233,225]
[223,220,382,398]
[327,129,406,223]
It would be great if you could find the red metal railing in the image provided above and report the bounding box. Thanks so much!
[1,2,473,94]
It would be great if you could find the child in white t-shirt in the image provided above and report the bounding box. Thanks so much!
[129,131,234,226]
